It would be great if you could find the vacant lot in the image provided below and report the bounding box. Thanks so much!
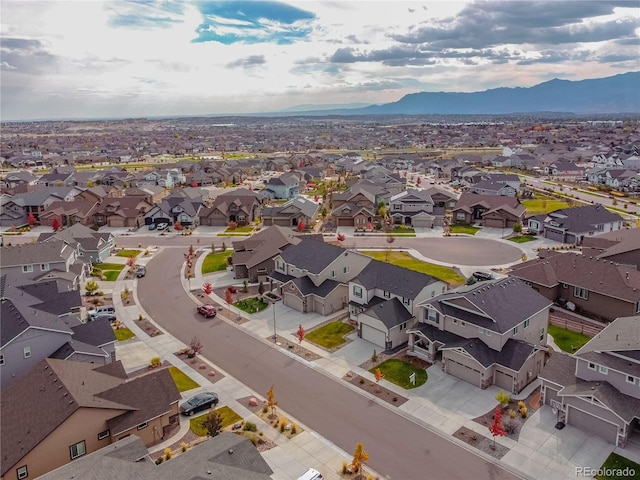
[522,196,570,215]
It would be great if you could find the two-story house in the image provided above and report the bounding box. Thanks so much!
[263,173,299,199]
[348,261,448,349]
[508,251,640,322]
[199,188,262,227]
[407,278,552,393]
[90,197,153,228]
[540,315,640,448]
[38,223,115,264]
[261,196,319,229]
[388,187,457,228]
[269,238,372,315]
[143,192,203,229]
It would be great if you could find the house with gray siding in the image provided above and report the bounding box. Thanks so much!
[540,315,640,448]
[38,223,114,264]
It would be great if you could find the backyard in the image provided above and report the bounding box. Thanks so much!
[369,359,427,389]
[360,251,465,286]
[305,321,355,349]
[548,324,591,353]
[201,251,233,274]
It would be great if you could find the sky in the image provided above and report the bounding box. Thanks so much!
[1,0,639,121]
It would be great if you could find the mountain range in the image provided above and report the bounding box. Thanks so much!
[277,72,640,116]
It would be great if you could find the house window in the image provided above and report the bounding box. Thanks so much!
[137,422,148,430]
[460,321,466,327]
[383,291,391,298]
[23,347,31,358]
[17,466,28,479]
[478,327,485,335]
[22,265,34,273]
[276,260,284,272]
[0,354,4,366]
[512,326,518,335]
[402,297,411,306]
[539,327,545,342]
[588,362,596,371]
[452,319,458,324]
[599,365,608,375]
[562,283,568,289]
[353,286,362,298]
[524,319,530,329]
[343,266,349,274]
[427,309,439,324]
[98,430,110,440]
[69,441,86,459]
[574,287,589,300]
[485,329,492,337]
[331,270,336,278]
[456,212,466,220]
[627,375,636,385]
[40,263,50,271]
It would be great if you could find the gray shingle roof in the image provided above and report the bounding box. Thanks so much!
[559,380,640,422]
[291,276,342,298]
[0,240,74,267]
[49,340,107,359]
[362,297,414,328]
[71,318,117,348]
[543,204,622,234]
[441,337,536,370]
[354,259,439,299]
[279,238,346,274]
[539,351,577,387]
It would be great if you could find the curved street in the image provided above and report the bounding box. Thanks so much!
[137,248,521,480]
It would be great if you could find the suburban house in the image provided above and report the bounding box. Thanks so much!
[199,188,262,227]
[38,223,114,264]
[3,171,39,189]
[508,250,640,322]
[2,187,83,224]
[0,240,88,288]
[261,196,319,228]
[348,260,448,349]
[38,199,99,228]
[544,162,586,179]
[0,195,28,227]
[231,225,305,283]
[451,192,525,228]
[330,182,385,228]
[581,228,640,269]
[90,197,154,228]
[526,204,623,245]
[263,173,300,199]
[0,359,181,480]
[35,432,273,480]
[269,238,372,315]
[407,278,553,393]
[388,187,457,228]
[540,315,640,448]
[143,192,203,229]
[469,180,518,197]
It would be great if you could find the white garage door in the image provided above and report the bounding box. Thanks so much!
[446,359,481,387]
[495,370,514,391]
[361,324,386,347]
[568,406,618,444]
[284,293,304,313]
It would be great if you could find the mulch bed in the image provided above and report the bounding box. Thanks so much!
[472,386,541,442]
[150,431,206,460]
[135,317,163,336]
[269,335,322,361]
[343,371,409,407]
[237,396,301,443]
[173,353,226,384]
[453,426,510,459]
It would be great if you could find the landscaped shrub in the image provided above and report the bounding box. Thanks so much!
[262,405,268,414]
[243,421,257,432]
[164,448,172,460]
[508,409,517,419]
[520,406,528,418]
[359,378,365,384]
[504,419,519,435]
[155,457,163,465]
[149,357,162,368]
[181,442,188,452]
[291,424,297,434]
[342,460,349,474]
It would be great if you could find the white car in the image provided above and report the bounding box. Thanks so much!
[156,222,169,231]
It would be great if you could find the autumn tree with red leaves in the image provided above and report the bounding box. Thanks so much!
[174,221,182,231]
[126,257,136,268]
[51,216,61,232]
[27,212,36,227]
[225,288,233,306]
[337,233,345,242]
[297,324,305,344]
[489,406,506,449]
[297,221,305,232]
[202,282,213,295]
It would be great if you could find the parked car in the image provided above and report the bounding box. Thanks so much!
[136,266,146,278]
[88,305,115,319]
[92,312,116,323]
[472,271,494,282]
[297,468,323,480]
[148,223,157,230]
[197,304,217,318]
[179,392,219,416]
[156,222,169,230]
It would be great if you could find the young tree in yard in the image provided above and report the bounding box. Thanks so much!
[297,324,305,344]
[351,442,369,475]
[85,280,99,296]
[227,221,238,230]
[174,221,182,231]
[202,282,213,295]
[495,390,510,409]
[297,221,305,232]
[51,216,61,232]
[489,406,507,448]
[190,336,203,355]
[337,233,345,242]
[385,235,395,261]
[416,176,422,186]
[126,256,136,268]
[374,368,384,383]
[366,221,373,231]
[203,409,223,437]
[266,384,278,418]
[27,212,36,227]
[313,195,319,202]
[512,222,522,234]
[225,288,233,307]
[258,281,265,297]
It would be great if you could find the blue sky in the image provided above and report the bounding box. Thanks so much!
[1,0,639,120]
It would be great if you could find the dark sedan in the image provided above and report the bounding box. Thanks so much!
[179,392,219,416]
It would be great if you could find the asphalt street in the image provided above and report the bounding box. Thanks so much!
[137,248,521,480]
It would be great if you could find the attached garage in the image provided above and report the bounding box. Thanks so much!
[360,324,386,348]
[567,406,619,444]
[446,358,482,387]
[545,228,565,243]
[337,218,355,227]
[483,216,505,228]
[494,370,514,392]
[284,293,304,313]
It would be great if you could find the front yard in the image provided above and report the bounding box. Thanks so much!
[507,235,537,243]
[596,453,640,480]
[168,366,200,392]
[201,251,233,274]
[189,406,243,436]
[548,324,591,353]
[360,251,465,286]
[449,224,480,235]
[114,327,135,342]
[115,249,141,258]
[305,321,354,349]
[234,297,269,314]
[369,359,427,389]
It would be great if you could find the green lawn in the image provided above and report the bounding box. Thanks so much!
[388,226,416,236]
[115,249,141,258]
[94,263,125,271]
[548,324,591,353]
[507,235,537,243]
[202,251,233,274]
[596,453,640,480]
[190,406,243,437]
[234,297,269,314]
[449,224,480,235]
[521,198,570,215]
[306,321,355,349]
[103,270,121,281]
[370,359,427,389]
[168,366,200,392]
[360,251,465,286]
[223,225,254,233]
[114,327,135,341]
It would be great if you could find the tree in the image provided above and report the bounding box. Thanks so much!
[126,256,136,268]
[258,281,265,296]
[377,200,386,218]
[228,221,237,230]
[174,221,183,231]
[416,176,422,186]
[374,368,384,383]
[385,235,395,261]
[225,288,233,306]
[313,195,319,203]
[489,406,507,448]
[190,336,203,355]
[512,222,522,234]
[337,233,345,242]
[297,220,305,232]
[202,282,213,295]
[351,442,369,475]
[85,280,99,296]
[495,390,510,409]
[51,216,61,232]
[266,384,278,418]
[297,324,305,344]
[243,280,248,293]
[192,181,198,188]
[366,221,373,231]
[203,408,223,437]
[27,212,36,227]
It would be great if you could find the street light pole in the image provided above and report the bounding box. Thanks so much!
[272,301,277,342]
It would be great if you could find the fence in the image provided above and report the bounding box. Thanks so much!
[549,313,604,337]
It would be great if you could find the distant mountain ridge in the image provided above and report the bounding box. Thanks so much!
[276,72,640,116]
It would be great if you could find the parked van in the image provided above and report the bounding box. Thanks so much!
[88,305,115,319]
[297,468,323,480]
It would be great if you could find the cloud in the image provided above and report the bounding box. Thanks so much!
[191,1,316,44]
[0,61,17,70]
[106,0,185,29]
[0,37,58,74]
[226,54,266,68]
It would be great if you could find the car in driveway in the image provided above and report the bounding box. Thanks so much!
[472,271,494,282]
[197,304,217,318]
[148,223,157,230]
[179,392,219,416]
[136,266,146,277]
[92,312,116,323]
[156,221,169,231]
